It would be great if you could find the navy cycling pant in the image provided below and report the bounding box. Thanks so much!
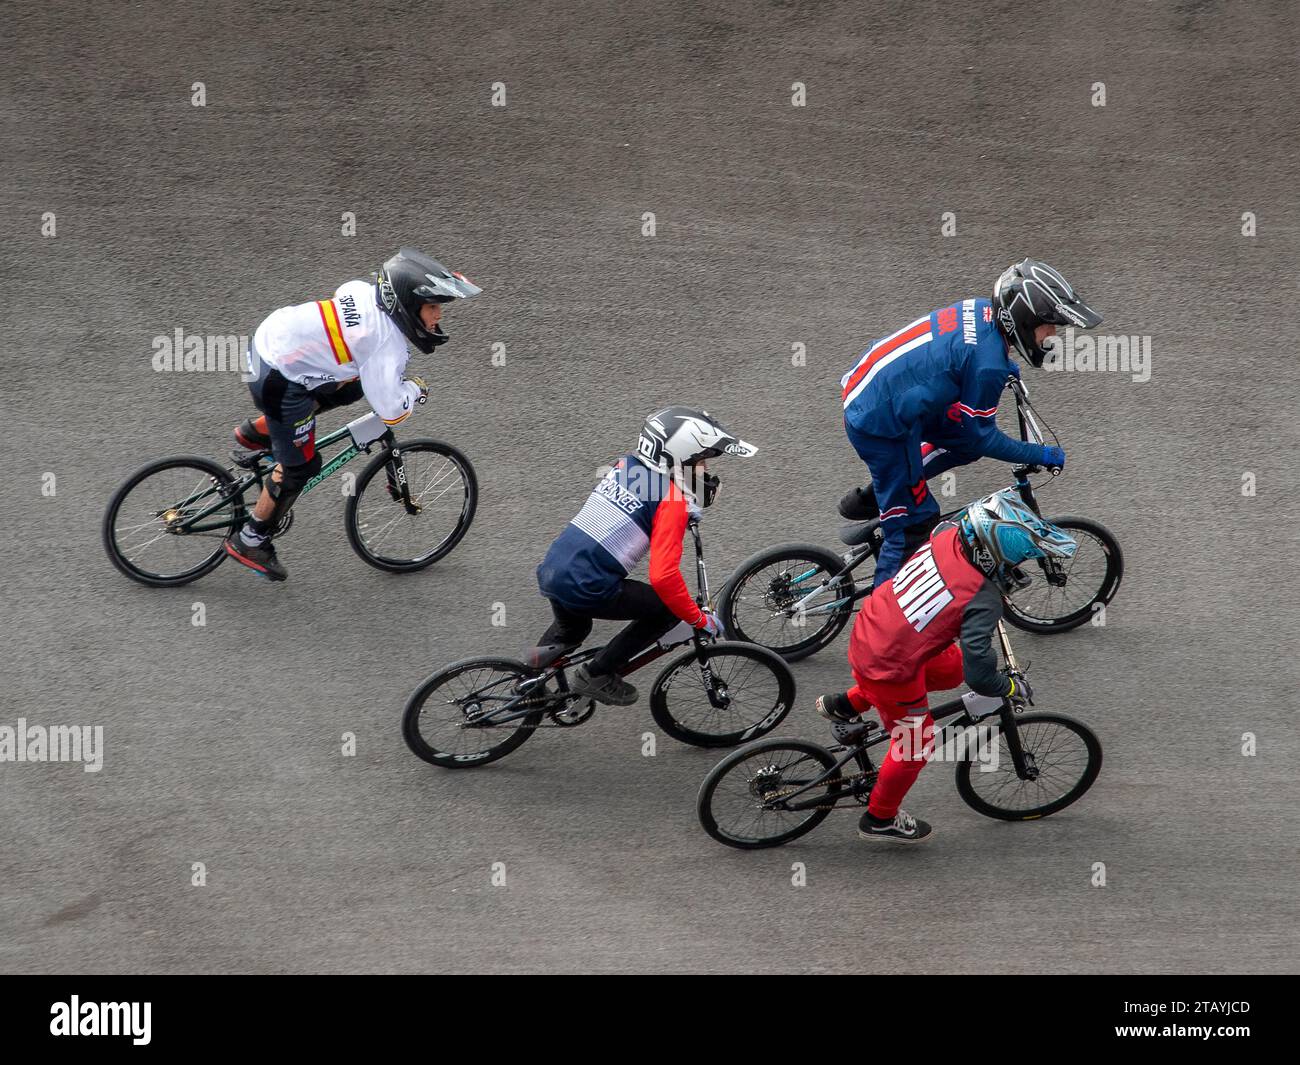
[845,417,982,585]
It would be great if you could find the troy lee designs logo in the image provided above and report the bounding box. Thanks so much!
[890,543,954,631]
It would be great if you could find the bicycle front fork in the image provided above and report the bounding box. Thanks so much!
[384,451,422,515]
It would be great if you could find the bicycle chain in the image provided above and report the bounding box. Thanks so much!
[762,767,876,810]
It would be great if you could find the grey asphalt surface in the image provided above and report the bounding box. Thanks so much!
[3,0,1298,974]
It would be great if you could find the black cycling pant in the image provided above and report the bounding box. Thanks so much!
[540,580,679,676]
[247,347,365,468]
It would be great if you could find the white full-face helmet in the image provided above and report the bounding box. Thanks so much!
[635,406,757,507]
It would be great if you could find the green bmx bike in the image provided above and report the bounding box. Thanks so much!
[102,413,477,586]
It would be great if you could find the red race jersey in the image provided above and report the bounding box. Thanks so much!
[849,526,992,686]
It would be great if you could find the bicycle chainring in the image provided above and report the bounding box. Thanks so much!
[549,698,596,727]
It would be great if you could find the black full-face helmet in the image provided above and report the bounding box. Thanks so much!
[376,247,482,353]
[993,258,1102,367]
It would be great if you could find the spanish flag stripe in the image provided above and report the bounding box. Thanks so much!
[316,300,352,365]
[382,410,411,426]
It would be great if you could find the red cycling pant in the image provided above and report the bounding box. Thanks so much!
[845,643,964,820]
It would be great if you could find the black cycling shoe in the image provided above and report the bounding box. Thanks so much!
[223,535,287,581]
[838,484,880,521]
[571,665,637,706]
[815,692,859,723]
[857,809,933,844]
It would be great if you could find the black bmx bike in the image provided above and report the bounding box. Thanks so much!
[697,621,1102,849]
[717,377,1123,660]
[102,412,477,585]
[403,520,796,768]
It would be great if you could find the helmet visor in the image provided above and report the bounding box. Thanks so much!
[1043,297,1102,330]
[413,272,482,302]
[718,436,757,459]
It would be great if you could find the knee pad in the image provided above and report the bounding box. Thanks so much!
[272,454,321,496]
[266,454,320,525]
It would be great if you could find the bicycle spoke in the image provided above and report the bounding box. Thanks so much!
[708,748,835,841]
[354,448,471,563]
[669,653,782,736]
[730,558,847,651]
[412,665,543,760]
[109,463,238,581]
[964,720,1090,812]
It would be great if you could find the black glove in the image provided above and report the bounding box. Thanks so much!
[1006,672,1034,706]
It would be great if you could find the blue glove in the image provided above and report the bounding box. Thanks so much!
[1040,445,1065,471]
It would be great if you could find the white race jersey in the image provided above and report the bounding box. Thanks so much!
[252,279,423,426]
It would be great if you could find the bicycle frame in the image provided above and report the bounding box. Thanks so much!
[164,424,412,534]
[770,622,1036,813]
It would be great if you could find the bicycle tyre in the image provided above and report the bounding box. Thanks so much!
[102,455,243,587]
[954,710,1102,821]
[697,738,841,849]
[649,640,795,748]
[346,439,478,572]
[716,543,857,662]
[1003,516,1123,634]
[402,657,544,768]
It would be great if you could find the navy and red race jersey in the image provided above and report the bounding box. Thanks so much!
[840,297,1042,466]
[848,526,1012,696]
[537,455,705,625]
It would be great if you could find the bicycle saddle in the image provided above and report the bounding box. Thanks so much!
[839,519,881,547]
[831,718,880,746]
[525,642,580,670]
[229,446,266,470]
